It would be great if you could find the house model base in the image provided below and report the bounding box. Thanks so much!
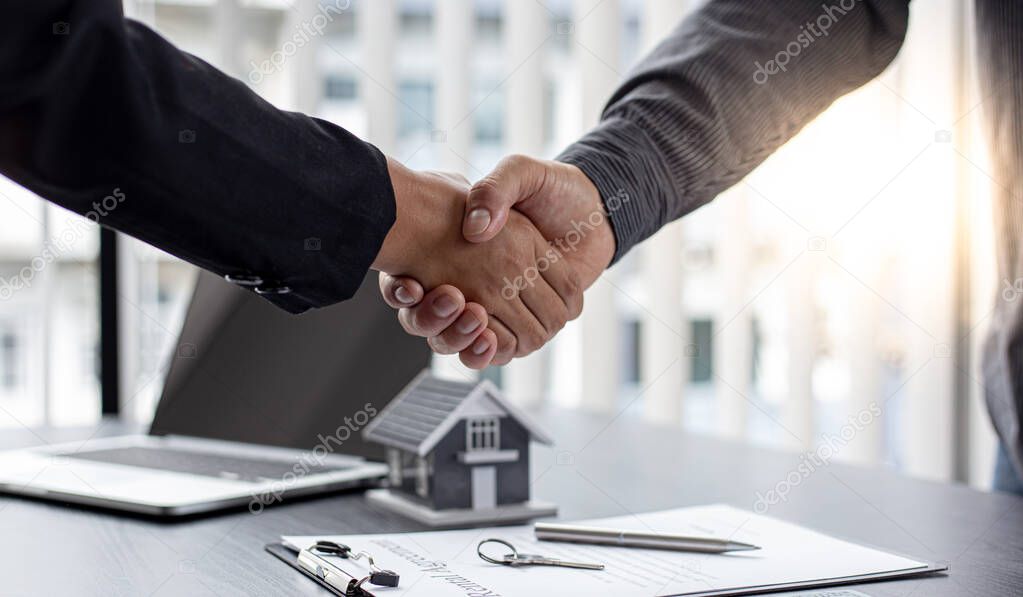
[367,488,557,527]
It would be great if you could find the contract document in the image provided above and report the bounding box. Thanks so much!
[279,504,945,596]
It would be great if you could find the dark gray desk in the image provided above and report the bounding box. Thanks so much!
[2,408,1021,596]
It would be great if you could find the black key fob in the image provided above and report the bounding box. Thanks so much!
[369,569,400,587]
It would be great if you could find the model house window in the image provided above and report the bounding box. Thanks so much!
[467,417,500,451]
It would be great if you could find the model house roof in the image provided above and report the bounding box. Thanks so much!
[363,370,554,456]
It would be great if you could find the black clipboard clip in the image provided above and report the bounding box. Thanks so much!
[295,540,400,596]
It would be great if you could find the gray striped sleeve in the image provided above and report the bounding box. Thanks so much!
[557,0,911,262]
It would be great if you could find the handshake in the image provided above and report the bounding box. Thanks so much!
[371,155,616,369]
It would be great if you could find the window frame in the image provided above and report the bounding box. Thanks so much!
[466,416,500,452]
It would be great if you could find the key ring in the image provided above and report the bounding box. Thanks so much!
[477,538,518,566]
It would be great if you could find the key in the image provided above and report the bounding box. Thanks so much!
[502,553,605,570]
[477,538,605,571]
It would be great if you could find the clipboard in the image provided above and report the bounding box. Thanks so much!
[269,539,946,597]
[271,504,951,597]
[266,542,397,597]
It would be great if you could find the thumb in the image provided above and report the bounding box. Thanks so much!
[463,154,544,242]
[378,272,424,309]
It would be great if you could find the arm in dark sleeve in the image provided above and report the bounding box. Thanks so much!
[557,0,911,262]
[0,1,395,313]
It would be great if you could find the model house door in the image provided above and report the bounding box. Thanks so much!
[471,466,496,509]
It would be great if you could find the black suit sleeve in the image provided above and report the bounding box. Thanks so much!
[557,0,911,263]
[0,1,395,313]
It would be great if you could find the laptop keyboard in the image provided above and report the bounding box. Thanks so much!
[60,446,354,483]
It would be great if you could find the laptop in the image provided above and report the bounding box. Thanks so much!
[0,270,431,517]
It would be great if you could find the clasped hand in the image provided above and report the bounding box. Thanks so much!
[373,156,615,369]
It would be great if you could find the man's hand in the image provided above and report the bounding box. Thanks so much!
[379,155,615,368]
[462,155,614,285]
[373,157,584,367]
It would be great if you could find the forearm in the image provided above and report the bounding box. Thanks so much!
[557,0,911,262]
[0,1,394,313]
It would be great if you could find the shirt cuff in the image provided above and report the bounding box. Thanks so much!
[556,116,676,264]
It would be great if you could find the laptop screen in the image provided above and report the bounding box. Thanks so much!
[149,271,431,460]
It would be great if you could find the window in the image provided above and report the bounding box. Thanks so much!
[399,11,432,38]
[543,79,556,145]
[0,184,101,427]
[0,329,17,389]
[690,319,714,383]
[324,76,357,100]
[624,320,641,384]
[398,80,434,137]
[475,12,500,45]
[472,82,503,144]
[467,417,500,451]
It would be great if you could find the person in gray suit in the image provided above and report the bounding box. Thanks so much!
[381,0,1023,495]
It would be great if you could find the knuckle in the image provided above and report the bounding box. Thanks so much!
[505,153,530,170]
[410,307,439,335]
[397,309,418,335]
[570,292,584,320]
[564,267,582,298]
[560,267,585,320]
[538,299,568,337]
[527,329,545,352]
[378,274,397,304]
[460,352,484,369]
[549,308,568,336]
[504,252,525,276]
[517,325,546,356]
[427,336,455,355]
[470,176,500,202]
[440,328,469,352]
[496,334,517,363]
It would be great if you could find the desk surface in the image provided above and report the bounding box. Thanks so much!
[1,407,1021,596]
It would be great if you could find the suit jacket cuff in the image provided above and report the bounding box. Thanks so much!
[556,116,676,264]
[252,141,396,315]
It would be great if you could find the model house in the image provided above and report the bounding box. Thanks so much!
[362,371,557,525]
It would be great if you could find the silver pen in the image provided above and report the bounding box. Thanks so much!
[534,522,761,554]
